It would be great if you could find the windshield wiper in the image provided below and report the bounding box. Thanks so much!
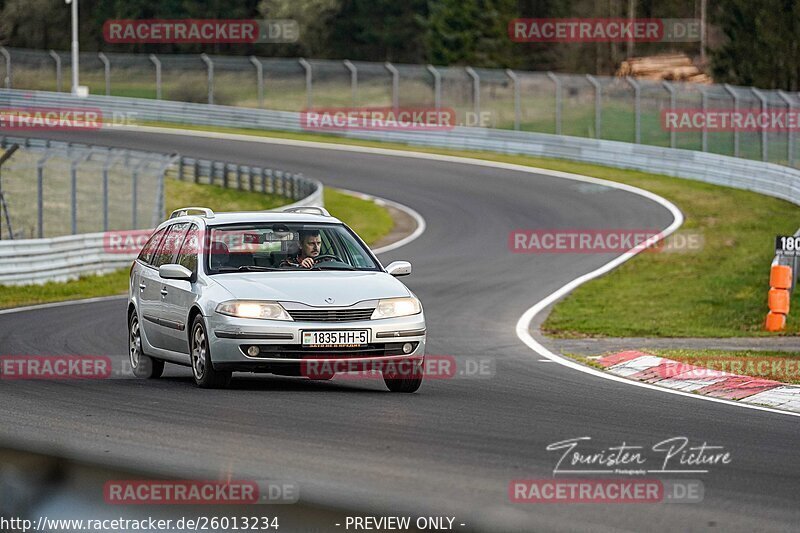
[311,265,359,271]
[214,265,282,272]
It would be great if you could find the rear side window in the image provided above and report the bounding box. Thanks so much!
[152,223,189,268]
[177,224,200,274]
[138,228,166,266]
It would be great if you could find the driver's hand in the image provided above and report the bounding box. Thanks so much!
[300,257,315,269]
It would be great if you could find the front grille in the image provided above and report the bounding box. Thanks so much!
[240,342,419,358]
[287,308,375,322]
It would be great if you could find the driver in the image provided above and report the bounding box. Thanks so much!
[281,229,323,269]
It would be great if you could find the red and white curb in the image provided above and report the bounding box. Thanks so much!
[595,351,800,413]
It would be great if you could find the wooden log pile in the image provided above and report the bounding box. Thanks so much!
[616,54,711,84]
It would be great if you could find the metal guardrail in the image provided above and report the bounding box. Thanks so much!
[2,89,797,206]
[0,47,798,168]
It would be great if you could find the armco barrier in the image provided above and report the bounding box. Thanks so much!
[1,89,799,207]
[0,186,322,286]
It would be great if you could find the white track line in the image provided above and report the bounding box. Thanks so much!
[36,125,800,417]
[334,187,426,255]
[0,294,127,315]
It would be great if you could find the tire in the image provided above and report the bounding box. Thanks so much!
[382,359,423,393]
[129,312,165,379]
[190,316,231,389]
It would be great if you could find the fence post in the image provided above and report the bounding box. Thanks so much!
[37,157,46,238]
[249,56,264,108]
[98,52,110,96]
[71,159,78,235]
[298,58,312,108]
[724,84,739,157]
[385,62,399,110]
[48,50,62,92]
[0,46,11,88]
[343,60,358,107]
[625,76,641,144]
[200,53,214,105]
[102,153,122,232]
[505,69,520,131]
[751,88,769,162]
[700,86,709,152]
[546,72,562,135]
[586,74,602,139]
[662,81,676,149]
[149,54,162,100]
[465,66,480,121]
[426,65,441,111]
[131,159,149,228]
[777,90,795,167]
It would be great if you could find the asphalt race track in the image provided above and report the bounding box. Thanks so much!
[1,129,798,532]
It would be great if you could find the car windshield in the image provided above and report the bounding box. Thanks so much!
[206,222,380,274]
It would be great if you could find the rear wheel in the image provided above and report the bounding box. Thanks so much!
[128,312,164,379]
[190,316,231,389]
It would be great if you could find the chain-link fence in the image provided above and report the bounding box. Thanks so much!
[0,137,172,239]
[0,134,322,241]
[1,46,799,168]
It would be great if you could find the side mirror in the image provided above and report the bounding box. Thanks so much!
[159,263,193,281]
[386,260,412,277]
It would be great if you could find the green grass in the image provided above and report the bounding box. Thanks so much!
[0,180,393,310]
[648,349,800,385]
[141,122,800,338]
[0,268,132,310]
[164,179,289,214]
[324,188,394,244]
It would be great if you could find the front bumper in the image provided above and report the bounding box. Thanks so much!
[206,311,426,371]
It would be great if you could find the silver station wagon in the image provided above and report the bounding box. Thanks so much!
[127,206,426,391]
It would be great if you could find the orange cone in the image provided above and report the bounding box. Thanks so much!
[765,311,786,332]
[768,288,791,314]
[770,265,793,290]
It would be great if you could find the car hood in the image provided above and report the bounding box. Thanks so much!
[211,271,412,307]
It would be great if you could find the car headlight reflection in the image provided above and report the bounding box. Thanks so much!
[371,297,421,319]
[215,301,293,321]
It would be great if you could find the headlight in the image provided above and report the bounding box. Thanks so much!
[215,301,293,321]
[371,297,421,319]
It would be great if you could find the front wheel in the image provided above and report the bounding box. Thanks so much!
[190,316,231,389]
[129,313,164,379]
[382,360,423,393]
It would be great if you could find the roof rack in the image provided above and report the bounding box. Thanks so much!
[282,206,331,217]
[169,207,215,219]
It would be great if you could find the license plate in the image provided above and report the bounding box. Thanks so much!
[302,330,369,347]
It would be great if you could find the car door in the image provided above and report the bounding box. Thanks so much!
[149,223,189,351]
[159,223,199,355]
[137,227,168,350]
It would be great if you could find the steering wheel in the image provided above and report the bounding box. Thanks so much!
[313,254,343,264]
